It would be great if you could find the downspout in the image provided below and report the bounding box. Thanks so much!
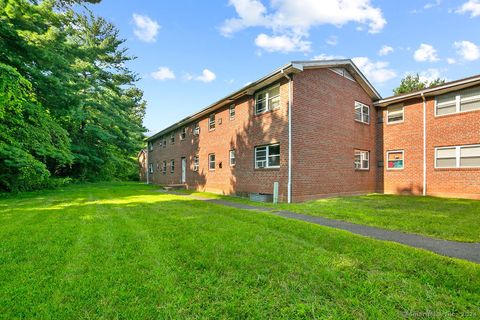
[281,69,292,203]
[421,93,426,196]
[146,145,150,184]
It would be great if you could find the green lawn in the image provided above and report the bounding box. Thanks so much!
[183,191,480,242]
[1,183,479,319]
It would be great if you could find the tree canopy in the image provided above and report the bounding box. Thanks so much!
[0,0,146,192]
[393,73,446,95]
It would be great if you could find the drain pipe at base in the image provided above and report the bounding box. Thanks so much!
[281,69,292,203]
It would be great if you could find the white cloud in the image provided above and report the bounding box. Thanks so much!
[454,40,480,61]
[447,58,457,64]
[312,53,345,60]
[254,33,311,52]
[151,67,175,81]
[352,57,397,83]
[456,0,480,17]
[326,35,338,46]
[418,68,442,83]
[424,0,441,9]
[378,45,394,56]
[414,44,439,62]
[132,14,160,42]
[221,0,386,53]
[183,69,216,82]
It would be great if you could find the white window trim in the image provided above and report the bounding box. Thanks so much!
[148,163,153,173]
[180,127,186,140]
[254,84,280,115]
[229,149,236,166]
[255,144,280,169]
[193,156,199,172]
[170,160,175,173]
[193,123,200,136]
[386,105,405,124]
[148,142,153,151]
[229,104,235,120]
[435,144,480,169]
[209,114,215,131]
[354,150,370,170]
[386,150,405,170]
[162,161,166,174]
[170,133,175,144]
[435,89,480,117]
[354,101,370,124]
[208,153,215,171]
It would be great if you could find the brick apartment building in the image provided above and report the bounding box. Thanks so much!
[145,60,480,202]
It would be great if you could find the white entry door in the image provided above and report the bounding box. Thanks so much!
[181,157,186,184]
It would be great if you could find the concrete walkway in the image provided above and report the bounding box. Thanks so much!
[166,192,480,264]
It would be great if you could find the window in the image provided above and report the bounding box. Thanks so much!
[255,144,280,168]
[229,149,236,166]
[229,104,236,120]
[170,133,175,144]
[436,145,480,168]
[162,161,166,174]
[255,85,280,114]
[148,142,153,151]
[436,86,480,116]
[208,153,215,170]
[162,137,166,147]
[387,104,404,124]
[193,156,199,171]
[159,140,162,147]
[355,102,370,124]
[387,150,404,170]
[354,150,369,170]
[209,114,215,130]
[170,160,175,173]
[148,163,153,173]
[193,123,200,136]
[180,127,186,140]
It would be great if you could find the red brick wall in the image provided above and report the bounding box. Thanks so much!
[382,88,480,199]
[148,78,290,201]
[291,68,379,201]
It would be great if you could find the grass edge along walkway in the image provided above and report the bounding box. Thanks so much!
[163,191,480,264]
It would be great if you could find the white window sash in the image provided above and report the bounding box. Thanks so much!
[255,144,280,168]
[355,102,370,124]
[255,85,280,115]
[435,145,480,168]
[386,150,404,170]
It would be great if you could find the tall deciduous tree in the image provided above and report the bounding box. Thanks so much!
[393,73,446,95]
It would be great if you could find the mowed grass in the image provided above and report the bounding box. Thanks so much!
[183,191,480,242]
[0,183,479,319]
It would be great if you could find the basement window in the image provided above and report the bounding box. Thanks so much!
[255,85,280,114]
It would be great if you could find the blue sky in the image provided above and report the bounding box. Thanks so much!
[87,0,480,135]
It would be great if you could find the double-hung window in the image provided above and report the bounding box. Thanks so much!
[255,144,280,168]
[435,145,480,168]
[162,137,166,147]
[354,150,369,170]
[148,163,153,173]
[148,142,153,151]
[193,123,200,136]
[436,86,480,116]
[387,104,404,124]
[193,156,199,171]
[387,150,404,170]
[209,114,215,130]
[162,161,166,174]
[255,85,280,114]
[355,102,370,124]
[170,133,175,144]
[229,104,236,120]
[229,150,236,166]
[170,160,174,173]
[180,127,186,140]
[208,153,215,170]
